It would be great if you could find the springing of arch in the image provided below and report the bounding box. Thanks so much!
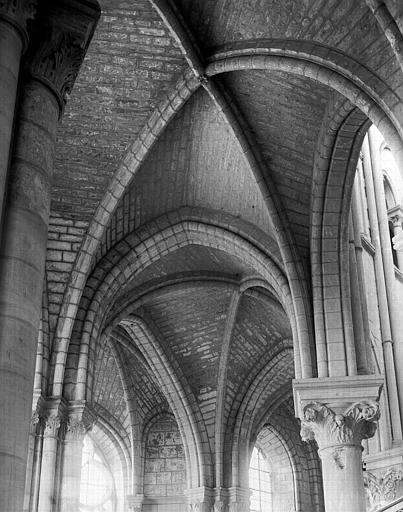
[50,34,403,388]
[310,100,371,378]
[52,215,299,400]
[118,314,213,489]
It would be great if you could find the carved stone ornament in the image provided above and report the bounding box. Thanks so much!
[213,500,224,512]
[26,0,100,109]
[30,410,40,434]
[43,414,61,437]
[301,401,380,449]
[0,0,37,47]
[28,26,86,109]
[65,417,87,441]
[188,500,201,512]
[364,468,403,511]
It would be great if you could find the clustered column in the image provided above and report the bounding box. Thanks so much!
[23,402,94,512]
[0,2,99,511]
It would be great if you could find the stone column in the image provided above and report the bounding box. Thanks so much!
[59,419,86,512]
[23,411,40,512]
[361,137,402,445]
[368,128,403,428]
[59,405,95,512]
[0,0,36,231]
[0,3,99,511]
[294,376,383,512]
[37,414,62,512]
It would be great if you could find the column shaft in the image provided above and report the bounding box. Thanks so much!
[368,129,403,430]
[348,214,369,374]
[0,6,31,232]
[37,420,61,512]
[0,80,58,512]
[59,439,84,512]
[320,444,366,512]
[362,136,402,443]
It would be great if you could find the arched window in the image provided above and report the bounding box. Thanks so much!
[80,435,116,512]
[249,446,272,512]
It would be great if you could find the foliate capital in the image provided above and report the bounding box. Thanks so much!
[25,0,100,110]
[213,500,224,512]
[43,414,62,437]
[0,0,37,49]
[301,401,380,449]
[64,417,87,441]
[30,410,40,434]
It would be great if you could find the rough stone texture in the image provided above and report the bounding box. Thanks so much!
[219,70,331,256]
[46,215,88,335]
[5,1,403,511]
[52,0,187,220]
[96,87,274,259]
[144,415,186,497]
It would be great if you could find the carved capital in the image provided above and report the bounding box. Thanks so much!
[64,417,88,441]
[25,0,100,110]
[0,0,36,48]
[188,500,201,512]
[213,500,224,512]
[43,414,61,437]
[365,468,403,511]
[301,401,380,449]
[30,410,40,435]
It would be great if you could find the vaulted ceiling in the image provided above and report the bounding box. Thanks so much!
[52,0,403,449]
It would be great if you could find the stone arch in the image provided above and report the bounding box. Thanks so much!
[50,37,403,402]
[52,215,300,400]
[251,409,323,512]
[206,41,403,150]
[117,314,212,489]
[227,347,294,488]
[311,102,371,378]
[50,69,199,394]
[205,42,403,377]
[253,426,296,512]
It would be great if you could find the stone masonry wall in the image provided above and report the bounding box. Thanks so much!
[46,215,89,335]
[143,415,186,497]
